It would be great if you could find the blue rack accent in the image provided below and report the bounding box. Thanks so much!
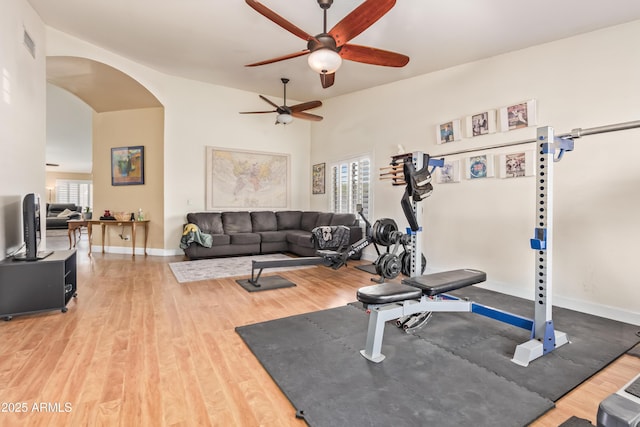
[530,227,547,250]
[471,303,535,336]
[543,320,557,353]
[428,157,444,174]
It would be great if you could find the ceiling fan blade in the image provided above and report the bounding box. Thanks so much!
[291,111,323,122]
[239,110,277,114]
[320,72,335,88]
[329,0,396,47]
[246,50,310,67]
[339,44,409,67]
[245,0,314,42]
[289,100,322,112]
[258,95,281,109]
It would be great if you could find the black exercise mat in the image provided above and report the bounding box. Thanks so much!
[236,286,640,427]
[629,342,640,358]
[559,416,594,426]
[235,275,296,292]
[355,263,377,275]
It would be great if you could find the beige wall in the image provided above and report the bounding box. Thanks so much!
[92,107,164,251]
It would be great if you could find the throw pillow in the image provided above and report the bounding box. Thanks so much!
[57,208,74,218]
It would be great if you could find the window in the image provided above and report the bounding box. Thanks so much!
[330,156,371,219]
[55,179,93,210]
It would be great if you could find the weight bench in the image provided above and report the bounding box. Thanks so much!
[357,269,486,362]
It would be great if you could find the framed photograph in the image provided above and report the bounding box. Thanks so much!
[436,159,461,183]
[465,154,494,179]
[465,110,496,137]
[111,146,145,186]
[498,151,535,178]
[436,120,462,144]
[312,163,326,194]
[499,99,537,132]
[205,146,289,209]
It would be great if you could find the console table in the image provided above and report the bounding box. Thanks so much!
[87,219,150,257]
[67,219,87,248]
[0,250,77,320]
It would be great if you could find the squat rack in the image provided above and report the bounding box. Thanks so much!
[424,119,640,366]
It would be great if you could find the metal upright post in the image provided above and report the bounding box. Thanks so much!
[512,126,571,367]
[409,151,424,278]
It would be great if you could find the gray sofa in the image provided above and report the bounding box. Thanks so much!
[46,203,82,229]
[183,210,363,260]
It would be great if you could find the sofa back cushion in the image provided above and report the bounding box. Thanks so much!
[48,203,79,216]
[251,211,277,232]
[300,211,320,231]
[187,212,224,234]
[315,212,333,227]
[276,211,302,230]
[330,213,357,226]
[222,212,252,233]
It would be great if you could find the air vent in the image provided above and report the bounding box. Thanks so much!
[23,28,35,59]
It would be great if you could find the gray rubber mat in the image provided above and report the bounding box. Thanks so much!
[236,286,639,427]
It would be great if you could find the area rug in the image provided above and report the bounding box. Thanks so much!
[236,286,640,427]
[169,253,316,283]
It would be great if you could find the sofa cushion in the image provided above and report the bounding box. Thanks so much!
[251,211,277,232]
[222,212,252,233]
[210,234,231,246]
[330,213,357,226]
[276,211,302,230]
[187,212,224,234]
[316,212,333,227]
[257,230,288,243]
[229,232,261,245]
[300,211,320,231]
[286,230,314,249]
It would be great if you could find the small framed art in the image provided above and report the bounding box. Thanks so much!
[465,154,494,179]
[498,151,535,178]
[499,99,537,132]
[436,159,461,183]
[111,146,145,186]
[436,120,462,144]
[312,163,326,194]
[465,110,496,137]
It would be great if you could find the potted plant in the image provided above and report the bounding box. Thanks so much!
[83,207,92,220]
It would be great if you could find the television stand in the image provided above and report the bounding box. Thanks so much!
[0,250,77,320]
[12,250,53,261]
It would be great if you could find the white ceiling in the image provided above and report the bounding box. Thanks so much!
[33,0,640,172]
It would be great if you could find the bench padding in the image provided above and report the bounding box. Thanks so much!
[401,269,486,297]
[357,283,423,305]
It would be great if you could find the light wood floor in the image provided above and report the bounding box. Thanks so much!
[1,235,638,426]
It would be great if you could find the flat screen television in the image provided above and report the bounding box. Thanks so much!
[13,193,52,261]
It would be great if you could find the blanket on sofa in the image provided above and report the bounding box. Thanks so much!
[180,223,212,249]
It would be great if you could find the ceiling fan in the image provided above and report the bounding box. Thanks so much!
[245,0,409,88]
[240,78,323,124]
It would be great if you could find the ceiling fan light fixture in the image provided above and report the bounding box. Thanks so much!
[307,48,342,74]
[276,113,293,124]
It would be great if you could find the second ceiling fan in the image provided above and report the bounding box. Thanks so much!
[240,78,323,124]
[245,0,409,88]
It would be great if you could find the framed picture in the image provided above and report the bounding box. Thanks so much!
[205,146,289,209]
[465,110,496,137]
[111,146,145,186]
[312,163,326,194]
[436,120,462,144]
[465,154,494,179]
[498,151,535,178]
[499,99,537,132]
[436,159,461,183]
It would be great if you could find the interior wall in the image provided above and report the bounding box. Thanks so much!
[92,107,164,253]
[0,0,46,258]
[44,27,313,254]
[311,20,640,324]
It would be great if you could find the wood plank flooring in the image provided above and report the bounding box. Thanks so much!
[1,235,638,426]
